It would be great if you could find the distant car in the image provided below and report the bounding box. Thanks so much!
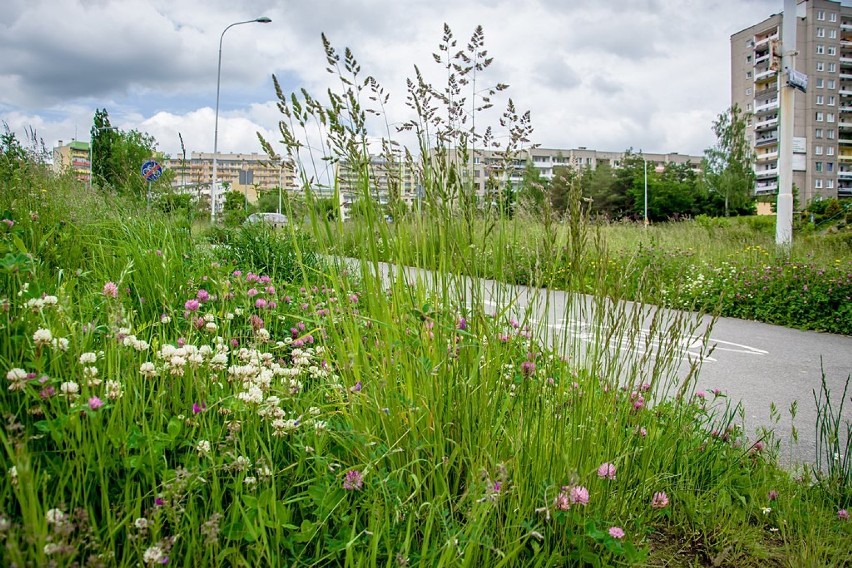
[244,212,288,228]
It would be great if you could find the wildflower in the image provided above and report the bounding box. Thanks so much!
[343,469,364,491]
[6,368,27,391]
[255,298,268,309]
[88,396,104,410]
[60,381,79,396]
[160,314,171,324]
[350,381,363,393]
[570,486,589,506]
[134,517,149,530]
[196,440,211,455]
[457,317,467,330]
[184,299,200,312]
[752,440,765,453]
[597,463,616,480]
[839,509,849,521]
[140,362,157,378]
[651,491,669,509]
[520,360,536,377]
[761,506,772,515]
[608,526,625,539]
[103,282,118,298]
[243,476,257,487]
[46,508,67,525]
[33,328,53,346]
[768,490,778,501]
[143,545,167,565]
[79,352,97,364]
[192,402,206,414]
[196,289,210,302]
[51,337,70,351]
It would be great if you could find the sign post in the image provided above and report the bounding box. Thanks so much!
[141,160,163,209]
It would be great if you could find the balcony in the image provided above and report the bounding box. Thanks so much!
[841,88,852,97]
[840,120,852,128]
[838,170,852,178]
[842,22,852,31]
[756,150,779,162]
[755,168,779,179]
[839,185,852,196]
[756,134,779,147]
[754,32,779,47]
[753,53,770,66]
[754,85,778,99]
[840,137,852,144]
[841,57,852,66]
[754,99,779,113]
[754,68,777,82]
[754,182,778,195]
[755,117,778,131]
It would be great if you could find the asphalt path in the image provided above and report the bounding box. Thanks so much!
[351,259,852,468]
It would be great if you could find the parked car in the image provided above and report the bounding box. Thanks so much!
[244,212,288,228]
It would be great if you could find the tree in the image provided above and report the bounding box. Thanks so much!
[516,160,548,218]
[91,108,162,198]
[703,104,756,216]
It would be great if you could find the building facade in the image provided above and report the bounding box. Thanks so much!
[446,147,702,197]
[162,152,296,213]
[52,140,91,183]
[732,0,852,203]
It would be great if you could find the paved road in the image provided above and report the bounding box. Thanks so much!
[355,259,852,467]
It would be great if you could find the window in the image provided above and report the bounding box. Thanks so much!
[830,29,838,39]
[827,179,834,189]
[816,128,824,138]
[829,95,836,106]
[828,147,836,156]
[816,179,824,189]
[816,161,824,172]
[816,145,824,155]
[816,112,825,122]
[829,62,837,73]
[830,12,837,22]
[817,95,825,105]
[818,10,826,21]
[828,160,835,169]
[747,70,753,78]
[828,113,836,122]
[746,87,752,95]
[829,46,837,56]
[747,55,752,63]
[817,44,825,54]
[828,79,836,89]
[747,103,752,111]
[828,129,836,139]
[817,62,825,71]
[817,78,825,88]
[817,27,826,37]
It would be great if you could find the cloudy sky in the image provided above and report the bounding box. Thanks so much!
[0,0,819,163]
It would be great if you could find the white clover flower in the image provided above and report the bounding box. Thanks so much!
[225,312,235,320]
[237,384,264,405]
[198,345,213,357]
[196,440,211,455]
[134,517,148,530]
[45,508,66,525]
[25,298,45,311]
[205,322,218,333]
[243,476,257,487]
[143,545,167,565]
[33,328,53,346]
[233,456,251,471]
[105,380,123,400]
[139,362,157,378]
[79,352,97,364]
[43,295,58,306]
[51,337,69,352]
[309,406,321,416]
[160,315,171,324]
[60,381,79,396]
[83,366,98,378]
[256,328,270,342]
[203,313,215,323]
[6,368,26,382]
[209,353,228,371]
[234,308,243,316]
[43,543,62,556]
[314,420,327,431]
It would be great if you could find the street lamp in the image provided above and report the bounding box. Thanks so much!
[89,125,119,188]
[211,16,272,223]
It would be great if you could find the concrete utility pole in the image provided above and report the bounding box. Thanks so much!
[776,0,797,247]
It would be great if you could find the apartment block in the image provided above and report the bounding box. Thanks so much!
[162,152,296,212]
[445,147,702,197]
[52,140,91,183]
[334,153,419,214]
[731,0,852,203]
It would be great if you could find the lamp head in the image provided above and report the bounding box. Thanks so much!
[256,17,272,23]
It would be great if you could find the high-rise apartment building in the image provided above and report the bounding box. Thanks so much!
[732,0,852,204]
[52,140,91,183]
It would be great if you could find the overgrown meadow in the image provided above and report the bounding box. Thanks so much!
[1,26,850,566]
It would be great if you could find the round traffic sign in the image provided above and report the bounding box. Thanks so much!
[141,160,163,182]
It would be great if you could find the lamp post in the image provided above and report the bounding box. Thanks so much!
[211,16,272,223]
[643,155,648,226]
[89,125,119,188]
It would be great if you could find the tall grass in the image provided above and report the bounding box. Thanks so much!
[0,26,849,566]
